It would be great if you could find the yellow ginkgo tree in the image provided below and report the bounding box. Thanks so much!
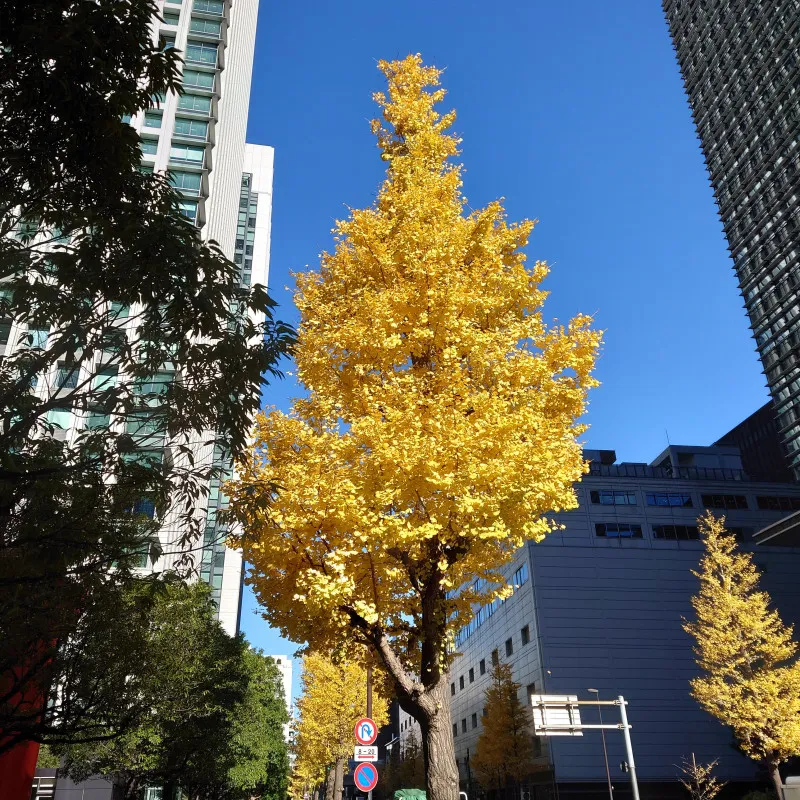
[291,653,388,800]
[685,513,800,798]
[229,54,600,800]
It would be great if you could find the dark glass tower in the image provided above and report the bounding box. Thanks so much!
[662,0,800,476]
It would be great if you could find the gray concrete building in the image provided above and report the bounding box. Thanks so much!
[447,445,800,799]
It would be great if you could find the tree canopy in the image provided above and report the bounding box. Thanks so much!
[230,53,599,800]
[56,581,289,800]
[0,0,292,750]
[291,653,389,800]
[685,513,800,798]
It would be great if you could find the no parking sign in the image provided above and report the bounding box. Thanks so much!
[354,762,379,793]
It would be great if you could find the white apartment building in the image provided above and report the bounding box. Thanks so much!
[130,0,272,636]
[269,654,294,741]
[10,0,273,642]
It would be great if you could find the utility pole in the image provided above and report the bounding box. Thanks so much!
[617,697,639,800]
[367,665,373,718]
[367,666,373,800]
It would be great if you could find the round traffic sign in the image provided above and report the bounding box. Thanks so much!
[354,717,377,745]
[354,762,379,793]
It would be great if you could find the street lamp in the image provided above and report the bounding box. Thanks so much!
[588,689,613,800]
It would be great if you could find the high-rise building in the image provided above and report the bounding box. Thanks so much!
[128,0,272,635]
[447,445,800,798]
[25,0,271,640]
[662,0,800,476]
[714,401,794,482]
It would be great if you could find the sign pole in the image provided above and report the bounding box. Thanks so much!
[617,697,640,800]
[366,670,374,800]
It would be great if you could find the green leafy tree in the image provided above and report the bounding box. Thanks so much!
[0,0,292,752]
[471,661,535,798]
[56,580,248,800]
[226,650,290,800]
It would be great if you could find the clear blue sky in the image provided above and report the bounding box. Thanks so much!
[239,0,769,701]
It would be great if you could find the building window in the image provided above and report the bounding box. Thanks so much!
[194,0,224,12]
[453,723,458,737]
[47,406,73,429]
[461,719,467,734]
[653,524,699,541]
[505,638,513,657]
[141,138,158,156]
[595,522,643,538]
[162,11,180,25]
[450,682,455,696]
[174,117,209,139]
[590,490,637,505]
[702,494,748,510]
[132,498,157,519]
[479,658,486,675]
[93,366,118,393]
[189,17,222,36]
[646,492,693,507]
[170,143,205,164]
[521,625,530,646]
[143,111,163,128]
[170,170,202,194]
[471,713,478,729]
[756,496,800,511]
[491,649,499,666]
[469,667,474,683]
[185,40,218,65]
[178,93,212,114]
[177,200,199,224]
[183,68,215,90]
[512,562,529,588]
[527,683,536,704]
[459,675,464,690]
[56,362,79,389]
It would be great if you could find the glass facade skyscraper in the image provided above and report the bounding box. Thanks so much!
[662,0,800,476]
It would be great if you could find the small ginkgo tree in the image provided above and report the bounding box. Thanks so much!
[685,513,800,798]
[472,661,536,795]
[229,54,600,800]
[291,653,388,800]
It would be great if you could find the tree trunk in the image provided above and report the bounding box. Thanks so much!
[334,755,346,800]
[418,678,460,800]
[325,762,336,800]
[768,758,784,799]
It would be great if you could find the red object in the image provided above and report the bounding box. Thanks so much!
[354,762,379,793]
[0,641,54,800]
[354,717,377,745]
[0,740,39,800]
